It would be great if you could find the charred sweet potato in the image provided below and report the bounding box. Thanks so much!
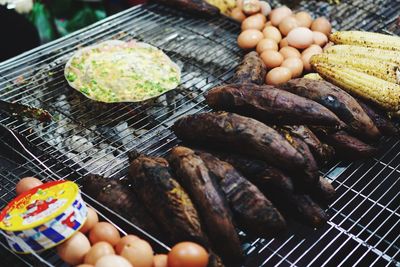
[232,51,266,85]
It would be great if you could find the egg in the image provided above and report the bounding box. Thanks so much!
[260,50,284,69]
[265,67,292,85]
[237,29,264,49]
[16,177,43,195]
[279,46,301,59]
[301,46,322,72]
[302,44,323,55]
[80,208,99,234]
[230,7,246,22]
[323,41,334,51]
[95,255,132,267]
[153,255,168,267]
[311,17,332,36]
[84,241,115,265]
[259,1,271,16]
[279,16,299,36]
[57,232,91,266]
[295,11,313,28]
[286,27,313,49]
[120,239,154,267]
[281,57,304,78]
[279,38,289,48]
[256,38,278,53]
[236,0,243,9]
[115,235,140,254]
[242,0,261,16]
[313,31,328,46]
[262,26,282,43]
[89,222,121,246]
[241,14,266,31]
[265,21,272,27]
[76,265,94,267]
[269,6,292,26]
[168,242,209,267]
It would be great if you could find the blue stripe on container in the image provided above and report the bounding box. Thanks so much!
[12,243,23,253]
[40,226,65,243]
[25,236,44,251]
[55,213,64,221]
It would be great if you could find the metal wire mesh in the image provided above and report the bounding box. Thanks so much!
[0,0,399,266]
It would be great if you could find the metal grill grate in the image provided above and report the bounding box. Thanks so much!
[0,0,399,266]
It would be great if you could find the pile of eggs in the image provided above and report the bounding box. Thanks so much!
[234,0,332,85]
[16,177,209,267]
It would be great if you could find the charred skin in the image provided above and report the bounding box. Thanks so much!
[312,128,378,160]
[81,175,162,236]
[276,127,319,185]
[232,51,266,85]
[173,112,310,178]
[283,125,335,165]
[198,151,287,236]
[168,146,243,262]
[206,84,344,127]
[290,194,328,228]
[128,156,209,246]
[357,100,398,136]
[152,0,220,17]
[280,78,381,141]
[311,177,336,203]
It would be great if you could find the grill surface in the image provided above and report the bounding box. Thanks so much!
[0,0,399,266]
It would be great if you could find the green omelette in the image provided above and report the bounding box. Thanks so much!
[64,40,181,103]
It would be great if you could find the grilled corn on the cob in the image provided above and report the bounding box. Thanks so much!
[303,73,323,80]
[313,63,400,111]
[311,53,400,84]
[324,45,400,63]
[330,31,400,51]
[205,0,235,15]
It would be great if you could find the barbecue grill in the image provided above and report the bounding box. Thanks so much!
[0,0,399,266]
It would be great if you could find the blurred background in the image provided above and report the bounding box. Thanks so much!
[0,0,147,61]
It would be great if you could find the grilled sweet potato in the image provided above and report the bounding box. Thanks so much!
[152,0,220,17]
[81,175,162,236]
[290,194,328,227]
[232,51,266,85]
[128,155,209,246]
[283,125,335,165]
[312,128,378,160]
[280,78,381,141]
[173,112,313,181]
[168,146,243,262]
[311,177,336,203]
[206,84,344,127]
[357,100,398,136]
[198,151,286,236]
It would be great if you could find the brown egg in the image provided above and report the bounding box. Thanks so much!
[286,27,313,49]
[242,0,261,15]
[84,242,115,265]
[269,6,292,26]
[242,14,266,31]
[279,16,299,36]
[295,11,313,28]
[168,242,209,267]
[323,41,334,51]
[120,239,154,267]
[262,26,282,43]
[256,38,278,53]
[259,1,271,16]
[230,7,246,22]
[265,21,272,27]
[76,265,94,267]
[95,255,132,267]
[115,235,140,254]
[281,57,304,78]
[57,232,91,266]
[236,0,243,9]
[279,38,289,48]
[279,46,301,59]
[153,255,168,267]
[260,50,284,69]
[265,67,292,85]
[80,208,99,234]
[301,47,322,72]
[313,31,328,46]
[89,222,121,246]
[16,177,43,195]
[311,17,332,36]
[237,29,264,49]
[302,44,323,55]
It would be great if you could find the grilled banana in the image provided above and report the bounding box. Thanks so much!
[313,62,400,111]
[329,31,400,51]
[205,0,235,15]
[324,45,400,63]
[311,53,400,84]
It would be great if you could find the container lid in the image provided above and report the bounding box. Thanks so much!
[0,181,80,231]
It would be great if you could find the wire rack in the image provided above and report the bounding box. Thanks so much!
[0,0,399,266]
